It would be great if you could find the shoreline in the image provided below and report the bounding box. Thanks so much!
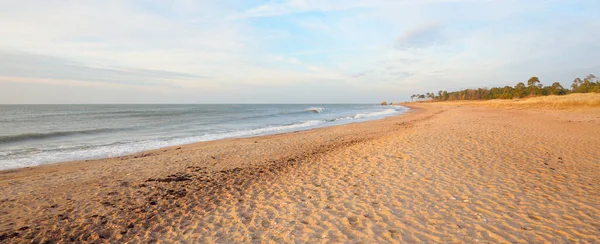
[0,105,416,175]
[0,105,410,171]
[2,104,599,242]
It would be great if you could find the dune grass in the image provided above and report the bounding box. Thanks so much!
[438,93,600,109]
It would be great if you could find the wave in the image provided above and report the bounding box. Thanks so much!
[215,120,325,139]
[222,107,326,122]
[305,107,325,113]
[6,108,210,122]
[235,108,324,120]
[0,128,121,144]
[353,109,399,119]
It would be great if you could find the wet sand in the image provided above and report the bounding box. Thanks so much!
[1,103,599,243]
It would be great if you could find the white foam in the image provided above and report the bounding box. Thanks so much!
[353,109,398,119]
[333,116,353,121]
[0,120,327,170]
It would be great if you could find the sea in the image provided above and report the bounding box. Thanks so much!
[0,104,409,170]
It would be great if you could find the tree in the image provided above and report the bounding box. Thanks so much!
[426,92,435,100]
[500,86,513,99]
[571,78,582,92]
[514,82,526,98]
[417,74,597,103]
[587,74,600,92]
[527,76,541,95]
[527,76,540,87]
[578,74,599,93]
[541,86,552,96]
[550,82,566,95]
[585,74,597,83]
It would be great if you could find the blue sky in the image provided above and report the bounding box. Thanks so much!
[0,0,599,103]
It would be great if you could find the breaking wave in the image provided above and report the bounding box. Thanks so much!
[305,107,325,113]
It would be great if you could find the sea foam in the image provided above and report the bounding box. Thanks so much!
[354,109,399,119]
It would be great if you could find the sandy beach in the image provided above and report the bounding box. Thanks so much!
[1,103,599,243]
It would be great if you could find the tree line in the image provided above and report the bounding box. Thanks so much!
[411,74,600,102]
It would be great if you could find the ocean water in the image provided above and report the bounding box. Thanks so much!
[0,104,408,170]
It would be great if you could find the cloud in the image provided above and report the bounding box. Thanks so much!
[0,1,252,72]
[294,17,332,33]
[388,71,413,78]
[0,51,205,87]
[352,71,368,78]
[395,23,443,49]
[375,58,421,65]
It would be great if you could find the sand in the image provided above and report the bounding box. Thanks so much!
[1,103,599,243]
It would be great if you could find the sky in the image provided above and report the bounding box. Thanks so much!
[0,0,599,104]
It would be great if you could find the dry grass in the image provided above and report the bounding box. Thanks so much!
[438,93,600,109]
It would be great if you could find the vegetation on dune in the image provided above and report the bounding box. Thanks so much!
[410,74,600,102]
[447,93,600,108]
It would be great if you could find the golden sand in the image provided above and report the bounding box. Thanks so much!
[1,104,599,243]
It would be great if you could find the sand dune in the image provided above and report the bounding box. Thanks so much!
[1,104,599,243]
[433,93,600,109]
